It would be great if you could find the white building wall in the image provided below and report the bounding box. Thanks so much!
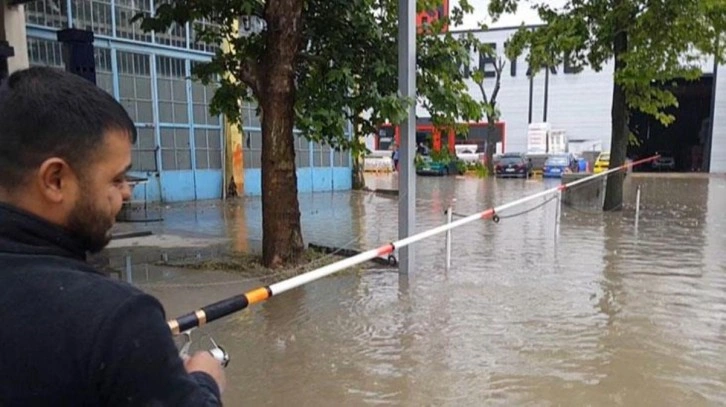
[1,1,29,73]
[710,63,726,173]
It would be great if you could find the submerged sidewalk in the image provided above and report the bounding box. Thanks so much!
[94,189,375,274]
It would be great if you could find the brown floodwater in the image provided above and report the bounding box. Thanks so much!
[117,173,726,406]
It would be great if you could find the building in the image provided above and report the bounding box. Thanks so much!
[1,0,352,203]
[419,26,725,173]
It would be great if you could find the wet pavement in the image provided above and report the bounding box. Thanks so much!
[107,173,726,406]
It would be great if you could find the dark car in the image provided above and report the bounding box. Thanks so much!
[652,151,675,171]
[495,153,533,178]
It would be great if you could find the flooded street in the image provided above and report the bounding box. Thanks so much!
[114,174,726,406]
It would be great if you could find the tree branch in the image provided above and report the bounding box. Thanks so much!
[238,60,262,97]
[477,81,489,106]
[489,57,506,104]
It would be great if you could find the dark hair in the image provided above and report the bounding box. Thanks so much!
[0,66,137,189]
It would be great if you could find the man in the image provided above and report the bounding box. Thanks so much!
[0,67,225,405]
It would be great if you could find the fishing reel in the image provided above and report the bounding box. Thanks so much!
[179,329,230,368]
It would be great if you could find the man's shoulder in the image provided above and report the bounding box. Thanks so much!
[0,252,151,312]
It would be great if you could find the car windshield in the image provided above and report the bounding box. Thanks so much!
[598,153,610,161]
[546,156,569,165]
[500,157,523,165]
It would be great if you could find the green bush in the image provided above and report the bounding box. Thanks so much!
[471,161,489,178]
[455,160,467,175]
[429,149,453,164]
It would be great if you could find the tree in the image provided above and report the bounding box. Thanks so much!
[137,0,488,267]
[472,51,505,175]
[489,0,726,210]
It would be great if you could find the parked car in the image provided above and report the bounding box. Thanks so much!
[415,155,464,176]
[652,151,676,171]
[543,153,577,178]
[454,144,481,165]
[495,153,533,178]
[593,152,610,174]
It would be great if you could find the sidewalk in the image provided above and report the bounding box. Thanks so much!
[93,190,373,275]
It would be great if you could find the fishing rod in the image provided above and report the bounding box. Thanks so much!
[173,154,659,364]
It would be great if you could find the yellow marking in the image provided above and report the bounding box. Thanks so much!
[195,310,207,326]
[168,319,180,335]
[245,287,270,305]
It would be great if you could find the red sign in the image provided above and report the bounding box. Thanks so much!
[416,0,449,33]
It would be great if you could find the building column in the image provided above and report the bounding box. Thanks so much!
[1,1,29,74]
[222,19,244,196]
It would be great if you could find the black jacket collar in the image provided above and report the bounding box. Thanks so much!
[0,202,87,261]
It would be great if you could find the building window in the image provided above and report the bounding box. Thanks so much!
[27,37,65,67]
[312,142,331,167]
[191,62,220,126]
[194,129,222,169]
[133,127,158,171]
[333,148,348,167]
[156,56,189,124]
[114,0,152,43]
[296,136,311,168]
[94,47,113,95]
[25,0,68,28]
[241,101,261,129]
[190,19,220,53]
[160,127,192,170]
[243,130,262,169]
[117,51,153,124]
[155,21,187,48]
[72,0,113,36]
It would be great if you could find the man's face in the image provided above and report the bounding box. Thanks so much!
[66,130,132,253]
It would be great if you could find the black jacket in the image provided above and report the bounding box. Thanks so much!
[0,203,222,406]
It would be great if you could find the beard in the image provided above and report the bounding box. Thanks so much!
[66,186,115,254]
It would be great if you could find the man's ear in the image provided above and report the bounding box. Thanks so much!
[36,158,73,204]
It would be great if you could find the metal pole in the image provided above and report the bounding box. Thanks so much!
[706,35,720,172]
[528,73,533,124]
[445,205,453,272]
[555,190,561,238]
[635,185,641,229]
[543,67,549,122]
[124,255,133,284]
[397,0,416,274]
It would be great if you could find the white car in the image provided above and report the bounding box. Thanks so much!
[455,144,481,164]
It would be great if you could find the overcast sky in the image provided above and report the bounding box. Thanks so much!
[450,0,567,30]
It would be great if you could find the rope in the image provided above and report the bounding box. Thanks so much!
[561,201,623,215]
[451,195,558,221]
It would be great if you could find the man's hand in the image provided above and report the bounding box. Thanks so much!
[184,351,226,394]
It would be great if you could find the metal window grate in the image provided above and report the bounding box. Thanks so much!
[117,51,153,123]
[156,56,188,124]
[25,0,68,28]
[160,127,192,170]
[132,127,158,171]
[114,0,152,43]
[72,0,113,36]
[193,128,222,169]
[27,37,65,68]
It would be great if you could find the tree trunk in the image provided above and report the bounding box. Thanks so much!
[352,153,366,190]
[351,120,365,190]
[604,26,628,211]
[485,121,497,175]
[259,0,305,268]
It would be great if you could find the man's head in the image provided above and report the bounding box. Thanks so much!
[0,67,137,253]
